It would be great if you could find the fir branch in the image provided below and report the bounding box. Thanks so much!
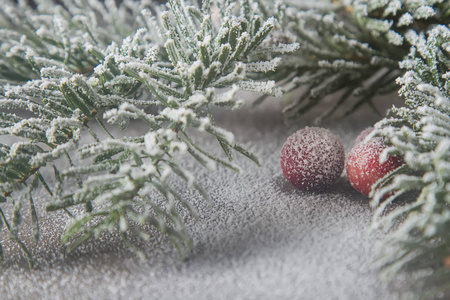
[258,0,450,121]
[0,0,297,265]
[370,25,450,299]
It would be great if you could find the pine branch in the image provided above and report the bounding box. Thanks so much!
[370,25,450,299]
[257,0,450,121]
[0,0,297,265]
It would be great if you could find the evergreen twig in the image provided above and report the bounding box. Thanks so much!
[0,0,297,261]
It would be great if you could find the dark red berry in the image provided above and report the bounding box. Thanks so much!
[280,127,345,191]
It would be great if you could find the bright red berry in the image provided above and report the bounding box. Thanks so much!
[280,127,345,191]
[346,136,404,197]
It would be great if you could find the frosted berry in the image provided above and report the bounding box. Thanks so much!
[346,136,404,197]
[280,127,345,191]
[354,127,374,145]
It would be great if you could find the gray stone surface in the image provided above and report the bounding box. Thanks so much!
[0,97,407,299]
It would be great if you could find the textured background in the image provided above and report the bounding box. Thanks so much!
[0,94,408,299]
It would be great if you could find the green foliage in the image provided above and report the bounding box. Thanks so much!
[369,25,450,299]
[0,0,297,266]
[0,0,150,83]
[267,0,450,121]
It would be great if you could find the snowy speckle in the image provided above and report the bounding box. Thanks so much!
[398,13,414,27]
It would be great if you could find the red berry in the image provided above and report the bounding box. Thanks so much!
[346,137,404,197]
[280,127,345,191]
[354,127,374,145]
